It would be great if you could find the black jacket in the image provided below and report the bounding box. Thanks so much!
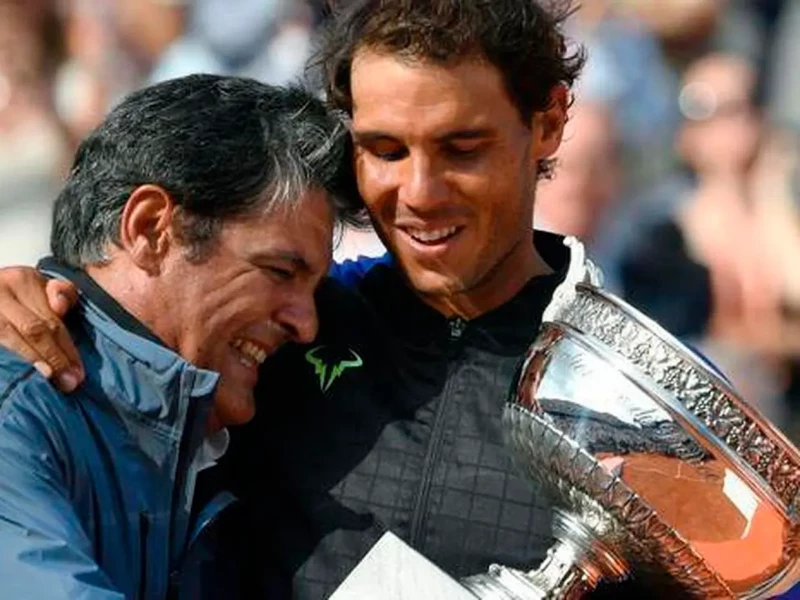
[217,232,647,599]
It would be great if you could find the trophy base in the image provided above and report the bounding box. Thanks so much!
[332,512,629,600]
[462,510,630,600]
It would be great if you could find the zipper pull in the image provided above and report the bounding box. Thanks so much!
[448,317,466,339]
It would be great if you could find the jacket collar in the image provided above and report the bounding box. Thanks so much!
[38,257,219,429]
[39,257,165,346]
[366,230,570,354]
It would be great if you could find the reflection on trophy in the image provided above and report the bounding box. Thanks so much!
[461,237,800,599]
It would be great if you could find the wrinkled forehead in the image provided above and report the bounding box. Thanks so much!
[235,187,335,261]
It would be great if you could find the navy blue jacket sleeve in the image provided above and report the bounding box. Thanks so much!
[328,253,393,288]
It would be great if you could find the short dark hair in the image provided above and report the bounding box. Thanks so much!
[51,74,363,267]
[314,0,585,178]
[314,0,585,112]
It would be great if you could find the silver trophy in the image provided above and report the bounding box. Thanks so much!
[461,237,800,599]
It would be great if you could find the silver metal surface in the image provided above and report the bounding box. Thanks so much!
[462,509,624,599]
[464,236,800,599]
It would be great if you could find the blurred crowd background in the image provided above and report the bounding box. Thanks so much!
[2,0,800,441]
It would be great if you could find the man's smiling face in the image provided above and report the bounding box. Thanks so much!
[351,49,563,312]
[164,189,333,431]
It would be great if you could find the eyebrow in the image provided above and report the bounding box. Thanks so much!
[353,128,494,145]
[251,251,312,273]
[437,128,494,143]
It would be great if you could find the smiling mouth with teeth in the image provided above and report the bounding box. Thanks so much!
[406,226,460,244]
[231,338,270,368]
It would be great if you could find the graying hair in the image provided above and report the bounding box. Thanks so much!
[51,75,363,267]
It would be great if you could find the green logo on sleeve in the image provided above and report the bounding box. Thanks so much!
[305,345,363,392]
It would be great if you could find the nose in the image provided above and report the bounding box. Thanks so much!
[276,290,319,345]
[398,152,449,211]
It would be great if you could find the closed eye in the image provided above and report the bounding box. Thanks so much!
[443,144,483,160]
[353,133,409,162]
[375,148,408,161]
[361,143,408,162]
[265,266,294,281]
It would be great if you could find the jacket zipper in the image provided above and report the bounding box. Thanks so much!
[409,317,466,547]
[166,387,205,598]
[170,398,202,556]
[138,512,150,600]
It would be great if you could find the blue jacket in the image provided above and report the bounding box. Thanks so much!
[0,264,239,599]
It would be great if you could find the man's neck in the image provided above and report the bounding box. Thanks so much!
[421,237,553,320]
[85,262,178,350]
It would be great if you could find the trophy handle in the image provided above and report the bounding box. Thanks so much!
[461,511,629,600]
[542,237,604,325]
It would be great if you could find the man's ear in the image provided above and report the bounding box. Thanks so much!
[118,185,175,274]
[531,84,569,162]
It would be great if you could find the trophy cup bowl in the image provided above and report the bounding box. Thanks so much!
[462,238,800,599]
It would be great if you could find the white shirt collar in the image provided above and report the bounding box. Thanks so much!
[195,427,230,473]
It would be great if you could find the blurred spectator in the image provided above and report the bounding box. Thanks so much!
[2,0,320,267]
[610,53,765,339]
[749,132,800,318]
[54,0,186,143]
[150,0,313,86]
[601,50,800,436]
[568,2,679,196]
[117,0,186,66]
[0,0,67,266]
[0,0,66,177]
[534,102,621,244]
[622,0,727,47]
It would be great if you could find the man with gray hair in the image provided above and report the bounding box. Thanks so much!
[0,74,360,599]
